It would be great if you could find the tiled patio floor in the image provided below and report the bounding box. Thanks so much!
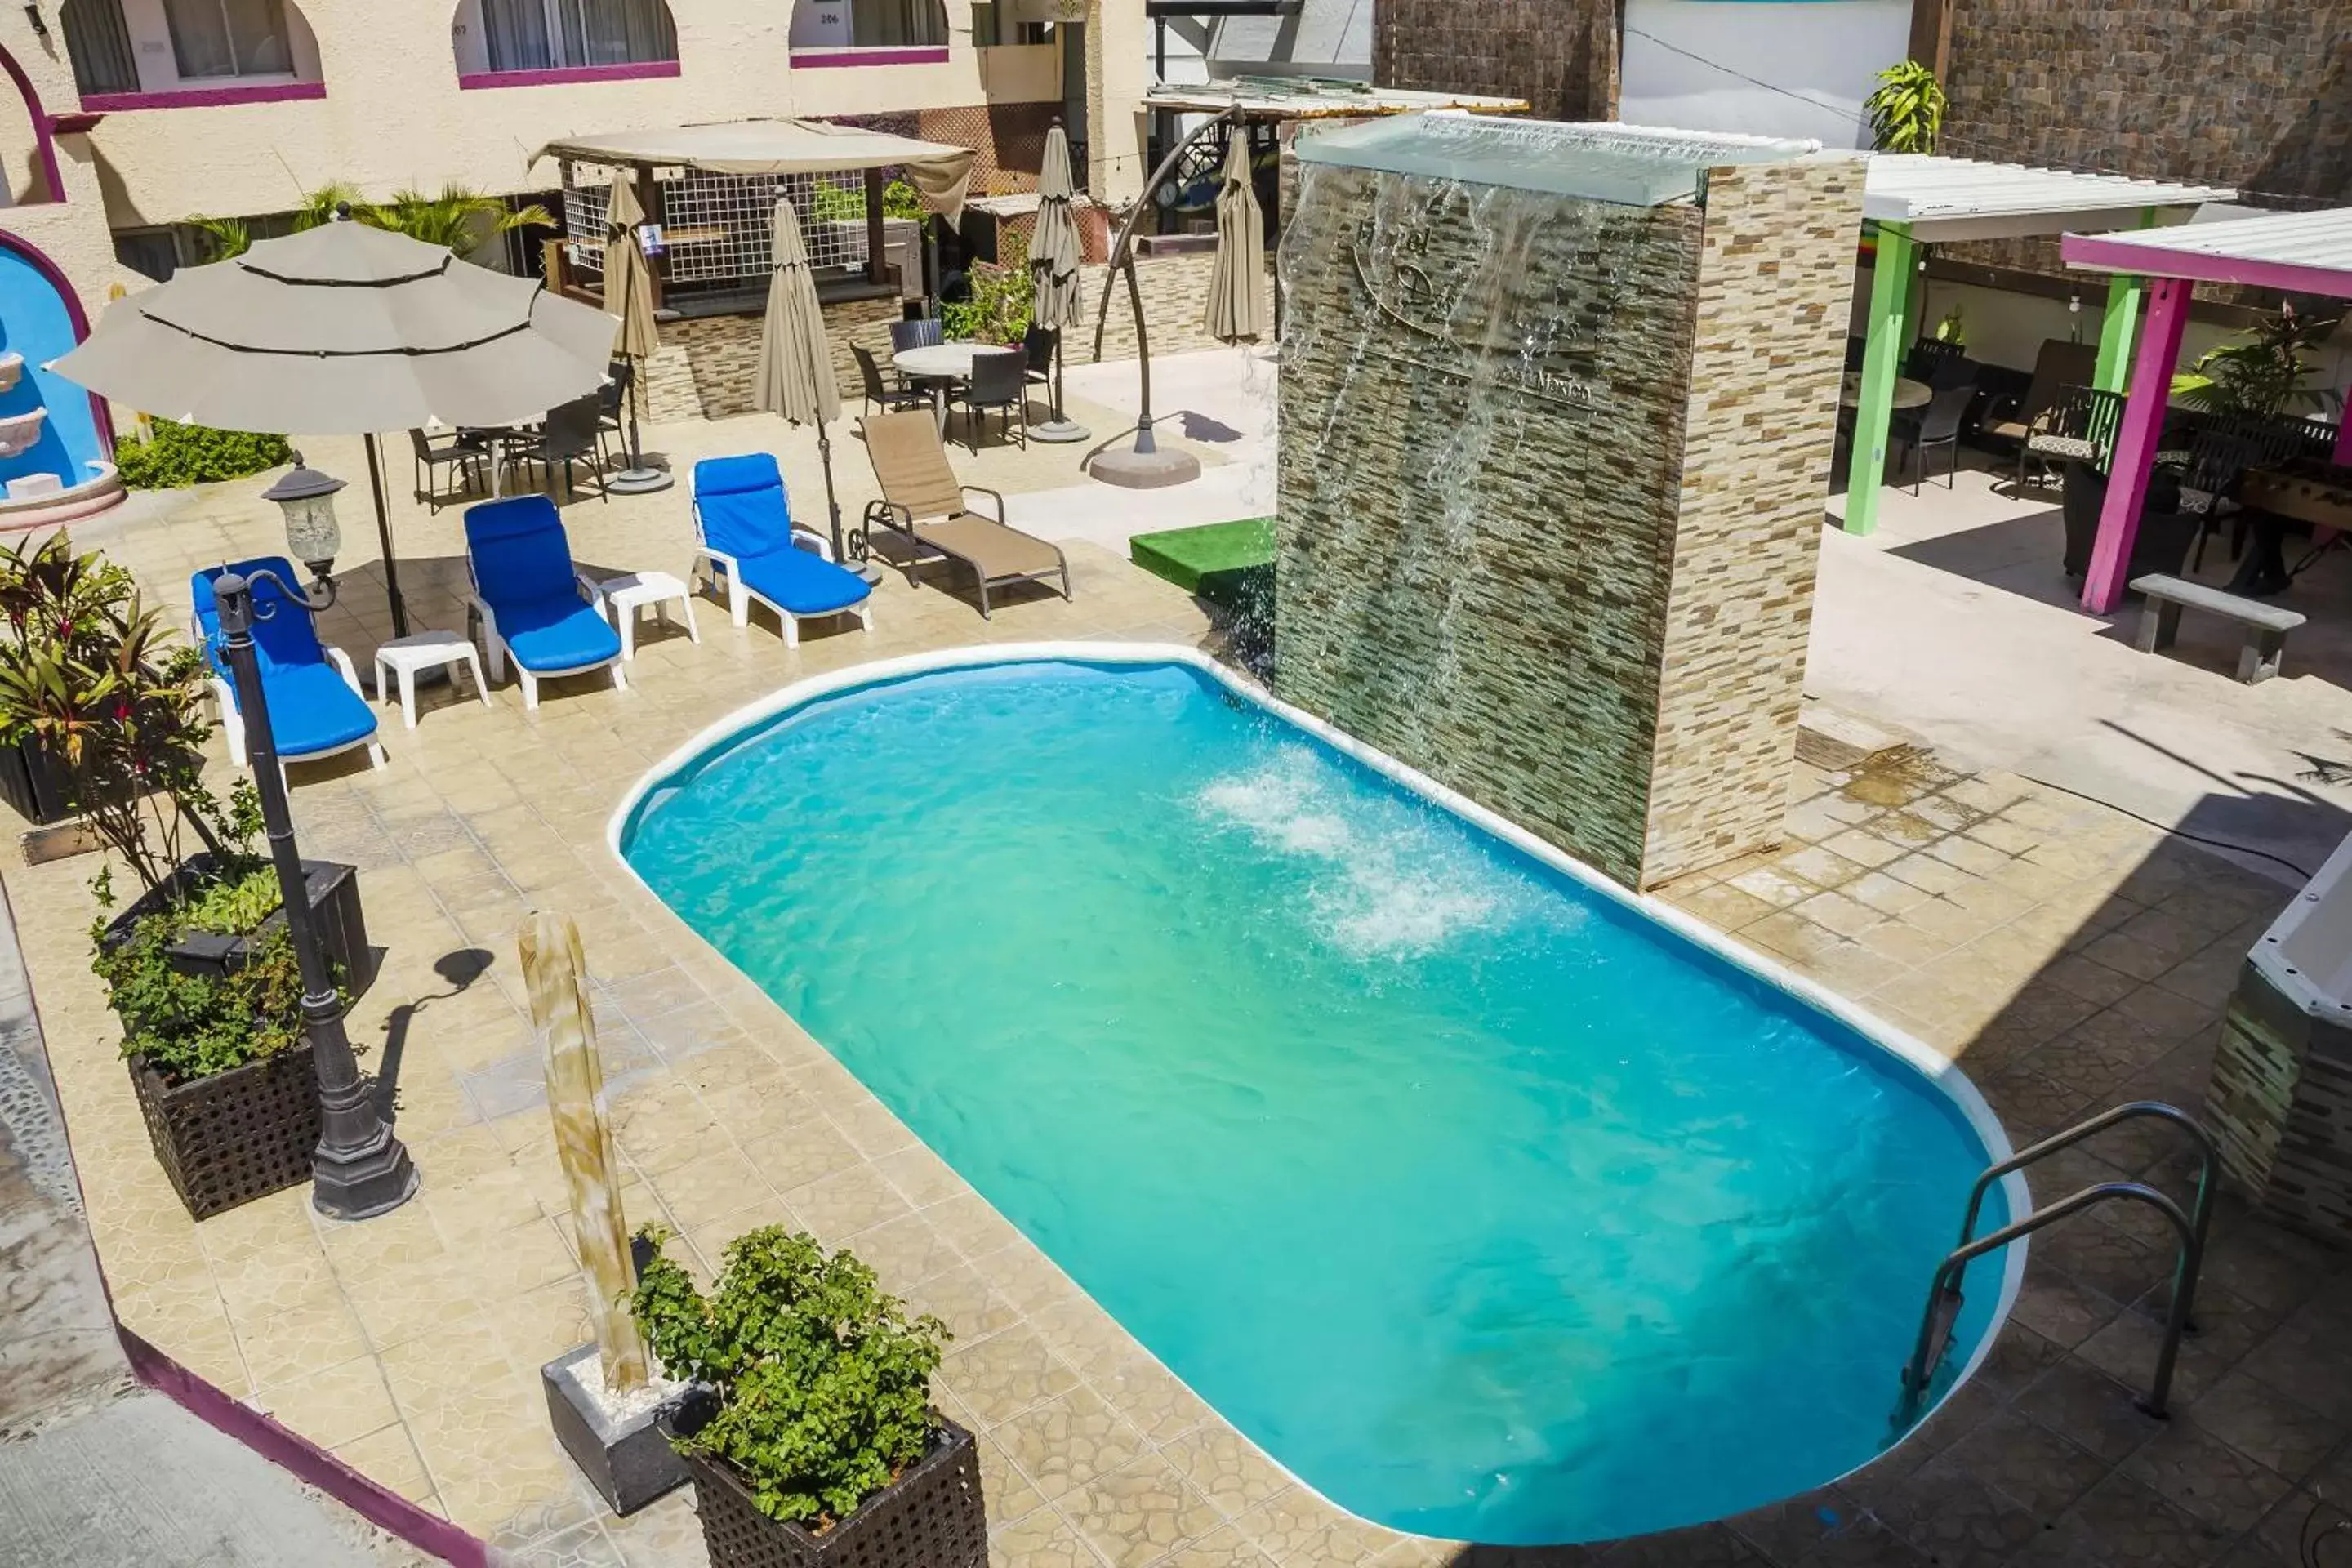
[7,442,2350,1567]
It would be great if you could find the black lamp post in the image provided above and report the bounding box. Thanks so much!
[220,464,416,1219]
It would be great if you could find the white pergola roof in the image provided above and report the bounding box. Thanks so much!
[1863,154,2232,243]
[2061,206,2352,297]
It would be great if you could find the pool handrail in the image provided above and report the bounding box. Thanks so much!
[1895,1100,2217,1428]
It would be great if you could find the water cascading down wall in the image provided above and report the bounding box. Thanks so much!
[1272,117,1867,890]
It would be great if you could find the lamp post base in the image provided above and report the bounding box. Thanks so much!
[605,466,674,496]
[311,1125,419,1221]
[1089,444,1200,489]
[1031,418,1093,444]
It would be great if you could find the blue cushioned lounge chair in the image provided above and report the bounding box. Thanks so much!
[461,497,626,710]
[689,453,875,650]
[192,556,385,774]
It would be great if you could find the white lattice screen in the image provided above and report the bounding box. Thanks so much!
[559,160,883,288]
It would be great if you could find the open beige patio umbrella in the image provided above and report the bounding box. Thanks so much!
[1028,121,1088,443]
[754,198,858,573]
[51,214,616,637]
[1205,133,1268,345]
[603,172,669,492]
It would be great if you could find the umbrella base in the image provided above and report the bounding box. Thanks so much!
[1031,418,1093,445]
[605,465,675,496]
[1090,444,1201,490]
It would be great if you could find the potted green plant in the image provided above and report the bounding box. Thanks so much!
[630,1225,986,1568]
[0,532,374,1215]
[2172,302,2342,421]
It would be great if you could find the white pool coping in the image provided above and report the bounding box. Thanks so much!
[606,639,2031,1527]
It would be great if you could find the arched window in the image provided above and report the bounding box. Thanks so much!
[454,0,679,78]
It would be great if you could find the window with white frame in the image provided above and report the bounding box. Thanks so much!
[163,0,295,79]
[479,0,679,72]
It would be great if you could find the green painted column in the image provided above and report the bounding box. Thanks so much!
[2093,208,2157,394]
[1845,221,1914,537]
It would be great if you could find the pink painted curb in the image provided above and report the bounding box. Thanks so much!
[118,1325,492,1568]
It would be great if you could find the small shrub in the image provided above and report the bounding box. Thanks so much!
[631,1223,949,1529]
[93,914,306,1082]
[941,241,1036,348]
[116,421,295,490]
[182,862,282,935]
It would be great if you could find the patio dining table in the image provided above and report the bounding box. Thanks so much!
[1840,372,1931,412]
[894,341,1015,437]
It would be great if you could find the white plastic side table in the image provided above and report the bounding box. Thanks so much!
[599,569,701,661]
[372,630,491,729]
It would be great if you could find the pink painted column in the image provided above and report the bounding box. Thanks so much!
[2082,278,2192,614]
[2334,407,2352,466]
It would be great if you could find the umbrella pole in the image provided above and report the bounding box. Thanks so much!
[1032,321,1091,444]
[608,351,675,494]
[363,433,408,639]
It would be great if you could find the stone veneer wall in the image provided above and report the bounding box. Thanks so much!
[1273,154,1860,889]
[2208,961,2352,1246]
[639,251,1239,424]
[1374,0,1617,121]
[1640,159,1867,884]
[1940,0,2352,278]
[641,296,902,425]
[1274,163,1704,888]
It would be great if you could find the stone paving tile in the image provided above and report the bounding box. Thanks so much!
[16,451,2350,1567]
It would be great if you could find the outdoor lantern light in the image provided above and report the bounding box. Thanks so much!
[262,453,347,579]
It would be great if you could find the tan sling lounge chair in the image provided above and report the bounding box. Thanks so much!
[858,410,1073,617]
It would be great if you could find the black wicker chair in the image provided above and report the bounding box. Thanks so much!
[890,318,944,354]
[949,349,1029,452]
[853,344,930,417]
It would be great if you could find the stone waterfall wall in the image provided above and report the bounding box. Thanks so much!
[1640,159,1869,885]
[1273,155,1863,890]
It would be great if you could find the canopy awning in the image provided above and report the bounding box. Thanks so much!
[2061,206,2352,298]
[1862,154,2232,244]
[533,118,978,220]
[1144,78,1529,120]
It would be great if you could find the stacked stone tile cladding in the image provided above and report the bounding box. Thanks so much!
[1273,155,1862,890]
[1642,160,1871,884]
[1374,0,1619,121]
[1940,0,2351,279]
[641,254,1240,423]
[2208,960,2352,1246]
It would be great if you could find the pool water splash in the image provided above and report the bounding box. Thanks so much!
[1192,742,1529,960]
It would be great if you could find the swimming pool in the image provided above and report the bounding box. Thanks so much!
[616,646,2022,1546]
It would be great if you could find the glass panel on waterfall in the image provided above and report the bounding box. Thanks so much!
[61,0,142,95]
[1292,115,1820,206]
[162,0,292,78]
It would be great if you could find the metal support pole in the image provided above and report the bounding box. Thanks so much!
[2082,276,2190,613]
[863,169,889,289]
[2092,209,2156,394]
[213,568,416,1222]
[361,433,407,639]
[1845,220,1914,537]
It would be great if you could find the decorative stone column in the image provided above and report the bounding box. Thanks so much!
[1273,118,1866,889]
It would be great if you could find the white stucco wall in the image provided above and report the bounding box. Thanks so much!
[1619,0,1912,151]
[7,0,1140,234]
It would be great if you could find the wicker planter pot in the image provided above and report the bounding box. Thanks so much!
[99,855,375,999]
[0,735,75,826]
[679,1417,986,1568]
[128,1036,320,1219]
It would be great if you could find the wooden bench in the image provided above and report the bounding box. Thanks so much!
[2129,573,2306,684]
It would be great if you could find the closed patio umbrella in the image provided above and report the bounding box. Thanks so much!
[603,172,670,493]
[1029,121,1089,443]
[754,198,861,576]
[52,214,616,637]
[1205,133,1268,345]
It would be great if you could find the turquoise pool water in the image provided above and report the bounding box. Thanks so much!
[621,656,2011,1546]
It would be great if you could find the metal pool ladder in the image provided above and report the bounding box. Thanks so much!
[1893,1101,2218,1428]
